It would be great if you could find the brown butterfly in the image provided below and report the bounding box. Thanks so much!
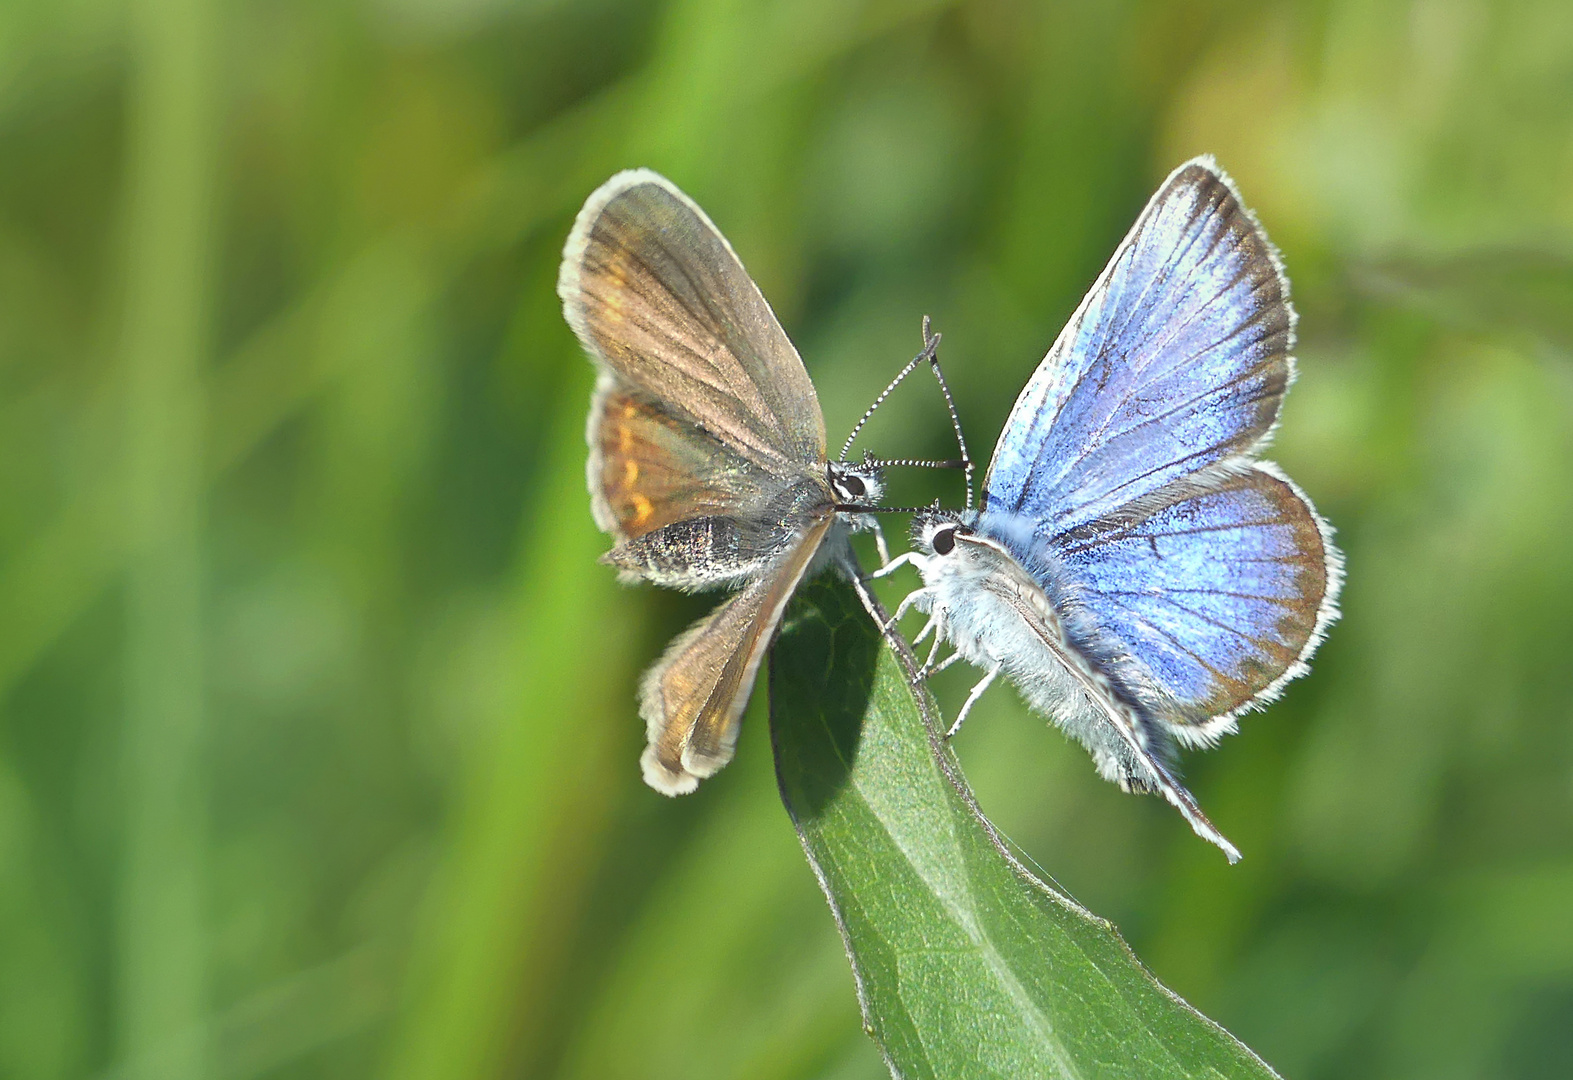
[559,170,953,794]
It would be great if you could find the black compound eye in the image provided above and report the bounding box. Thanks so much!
[931,527,956,556]
[840,474,866,498]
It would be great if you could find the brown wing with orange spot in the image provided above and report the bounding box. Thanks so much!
[559,170,826,476]
[585,371,773,544]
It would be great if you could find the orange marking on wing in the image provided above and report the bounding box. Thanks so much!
[604,255,629,321]
[631,495,654,526]
[623,459,640,485]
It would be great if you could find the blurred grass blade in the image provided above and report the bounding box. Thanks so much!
[770,578,1283,1080]
[117,0,220,1076]
[381,362,636,1080]
[1354,251,1573,357]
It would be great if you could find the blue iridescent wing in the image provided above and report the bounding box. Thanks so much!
[1053,465,1340,741]
[983,158,1292,534]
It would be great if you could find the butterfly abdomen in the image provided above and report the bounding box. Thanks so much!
[961,520,1180,786]
[602,515,784,591]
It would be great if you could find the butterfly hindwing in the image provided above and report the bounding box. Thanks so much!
[586,373,770,543]
[936,524,1243,861]
[984,158,1293,534]
[588,372,816,590]
[1055,465,1340,741]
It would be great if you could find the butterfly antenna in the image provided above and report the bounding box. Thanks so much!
[862,454,969,471]
[838,323,944,463]
[922,319,976,510]
[834,503,933,515]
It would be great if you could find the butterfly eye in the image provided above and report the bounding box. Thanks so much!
[840,474,866,498]
[931,527,956,556]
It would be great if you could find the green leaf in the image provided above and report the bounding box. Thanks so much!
[769,577,1284,1080]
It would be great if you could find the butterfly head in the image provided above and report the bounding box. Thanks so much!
[827,455,886,512]
[911,505,978,558]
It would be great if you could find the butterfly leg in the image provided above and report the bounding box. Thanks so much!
[917,609,948,676]
[843,567,951,682]
[867,552,918,581]
[842,557,932,665]
[868,518,892,568]
[946,661,1002,738]
[930,650,963,674]
[882,586,933,635]
[920,638,949,677]
[841,554,895,636]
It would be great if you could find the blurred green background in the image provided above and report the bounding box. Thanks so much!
[4,0,1573,1078]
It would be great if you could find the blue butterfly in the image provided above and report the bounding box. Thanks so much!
[878,157,1343,862]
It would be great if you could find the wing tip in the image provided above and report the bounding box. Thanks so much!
[641,745,701,795]
[557,168,691,332]
[1170,152,1223,182]
[1158,154,1302,479]
[1163,153,1298,343]
[636,620,732,798]
[638,741,735,796]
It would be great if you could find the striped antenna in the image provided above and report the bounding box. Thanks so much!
[861,455,969,471]
[834,502,937,515]
[921,322,976,510]
[838,323,942,462]
[839,318,975,508]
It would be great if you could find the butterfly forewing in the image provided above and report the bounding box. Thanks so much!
[984,158,1293,534]
[560,170,826,477]
[639,515,834,794]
